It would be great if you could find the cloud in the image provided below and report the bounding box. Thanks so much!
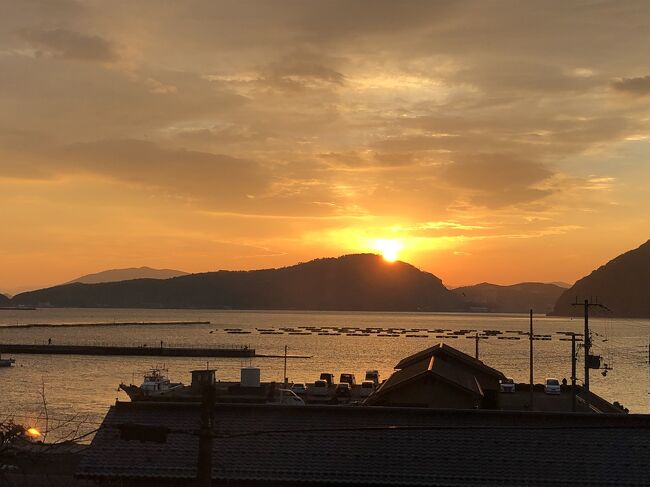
[2,0,650,290]
[258,51,346,92]
[267,52,344,83]
[60,139,268,205]
[21,28,117,62]
[611,75,650,96]
[441,154,555,208]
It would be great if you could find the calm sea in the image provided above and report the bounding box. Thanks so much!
[1,308,649,438]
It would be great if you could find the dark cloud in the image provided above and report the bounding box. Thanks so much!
[444,154,552,188]
[2,0,649,220]
[21,28,117,62]
[441,154,555,208]
[453,61,602,94]
[259,51,345,92]
[611,75,650,96]
[0,56,247,140]
[60,139,268,204]
[296,0,457,44]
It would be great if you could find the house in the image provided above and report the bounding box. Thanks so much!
[394,342,507,391]
[363,353,484,408]
[77,401,650,486]
[366,343,507,408]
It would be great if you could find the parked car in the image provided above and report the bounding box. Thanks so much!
[276,389,306,406]
[544,377,561,395]
[365,370,380,385]
[335,382,352,396]
[311,379,329,396]
[359,380,375,397]
[499,378,516,393]
[339,373,356,386]
[291,383,307,394]
[319,373,335,386]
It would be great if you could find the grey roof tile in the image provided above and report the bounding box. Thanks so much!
[78,403,650,486]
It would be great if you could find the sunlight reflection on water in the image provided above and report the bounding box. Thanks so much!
[1,309,648,428]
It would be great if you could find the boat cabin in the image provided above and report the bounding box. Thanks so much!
[191,369,216,392]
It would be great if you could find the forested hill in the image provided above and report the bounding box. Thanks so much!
[551,240,650,318]
[11,254,465,312]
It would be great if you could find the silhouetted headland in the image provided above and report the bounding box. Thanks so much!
[551,239,650,318]
[11,254,465,312]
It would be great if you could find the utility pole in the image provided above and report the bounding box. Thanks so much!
[571,333,577,412]
[571,298,610,393]
[583,299,590,392]
[197,382,215,487]
[284,345,288,387]
[529,309,534,411]
[475,332,479,360]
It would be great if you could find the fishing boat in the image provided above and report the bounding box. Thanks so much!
[119,368,184,400]
[0,352,15,367]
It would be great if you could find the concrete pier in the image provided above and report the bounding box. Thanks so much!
[0,343,254,358]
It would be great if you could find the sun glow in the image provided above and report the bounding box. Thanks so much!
[26,427,41,438]
[374,239,402,262]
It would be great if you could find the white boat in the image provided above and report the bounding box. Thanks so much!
[119,368,184,400]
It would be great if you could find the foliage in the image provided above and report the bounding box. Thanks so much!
[0,420,24,455]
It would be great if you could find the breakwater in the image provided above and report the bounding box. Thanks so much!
[0,320,211,329]
[0,342,254,358]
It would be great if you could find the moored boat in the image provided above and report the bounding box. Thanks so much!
[119,367,184,400]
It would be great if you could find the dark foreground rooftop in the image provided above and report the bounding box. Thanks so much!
[77,401,650,486]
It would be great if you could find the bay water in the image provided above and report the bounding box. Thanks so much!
[1,308,648,439]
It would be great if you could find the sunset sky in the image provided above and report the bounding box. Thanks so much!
[1,1,650,294]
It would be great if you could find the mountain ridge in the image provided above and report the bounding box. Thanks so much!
[551,239,650,318]
[66,266,189,285]
[12,254,465,312]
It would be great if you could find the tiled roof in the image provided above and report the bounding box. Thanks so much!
[78,402,650,486]
[366,355,482,405]
[428,356,483,396]
[395,343,507,380]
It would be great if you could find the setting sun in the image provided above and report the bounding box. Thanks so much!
[374,239,402,262]
[26,427,41,438]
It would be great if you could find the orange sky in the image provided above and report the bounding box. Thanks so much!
[1,1,650,294]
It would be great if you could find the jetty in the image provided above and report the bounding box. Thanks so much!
[0,342,255,358]
[0,320,211,329]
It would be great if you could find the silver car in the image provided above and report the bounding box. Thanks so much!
[544,377,561,395]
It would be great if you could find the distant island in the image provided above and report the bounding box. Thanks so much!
[65,266,189,285]
[551,239,650,318]
[9,240,650,316]
[11,254,466,312]
[452,282,566,314]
